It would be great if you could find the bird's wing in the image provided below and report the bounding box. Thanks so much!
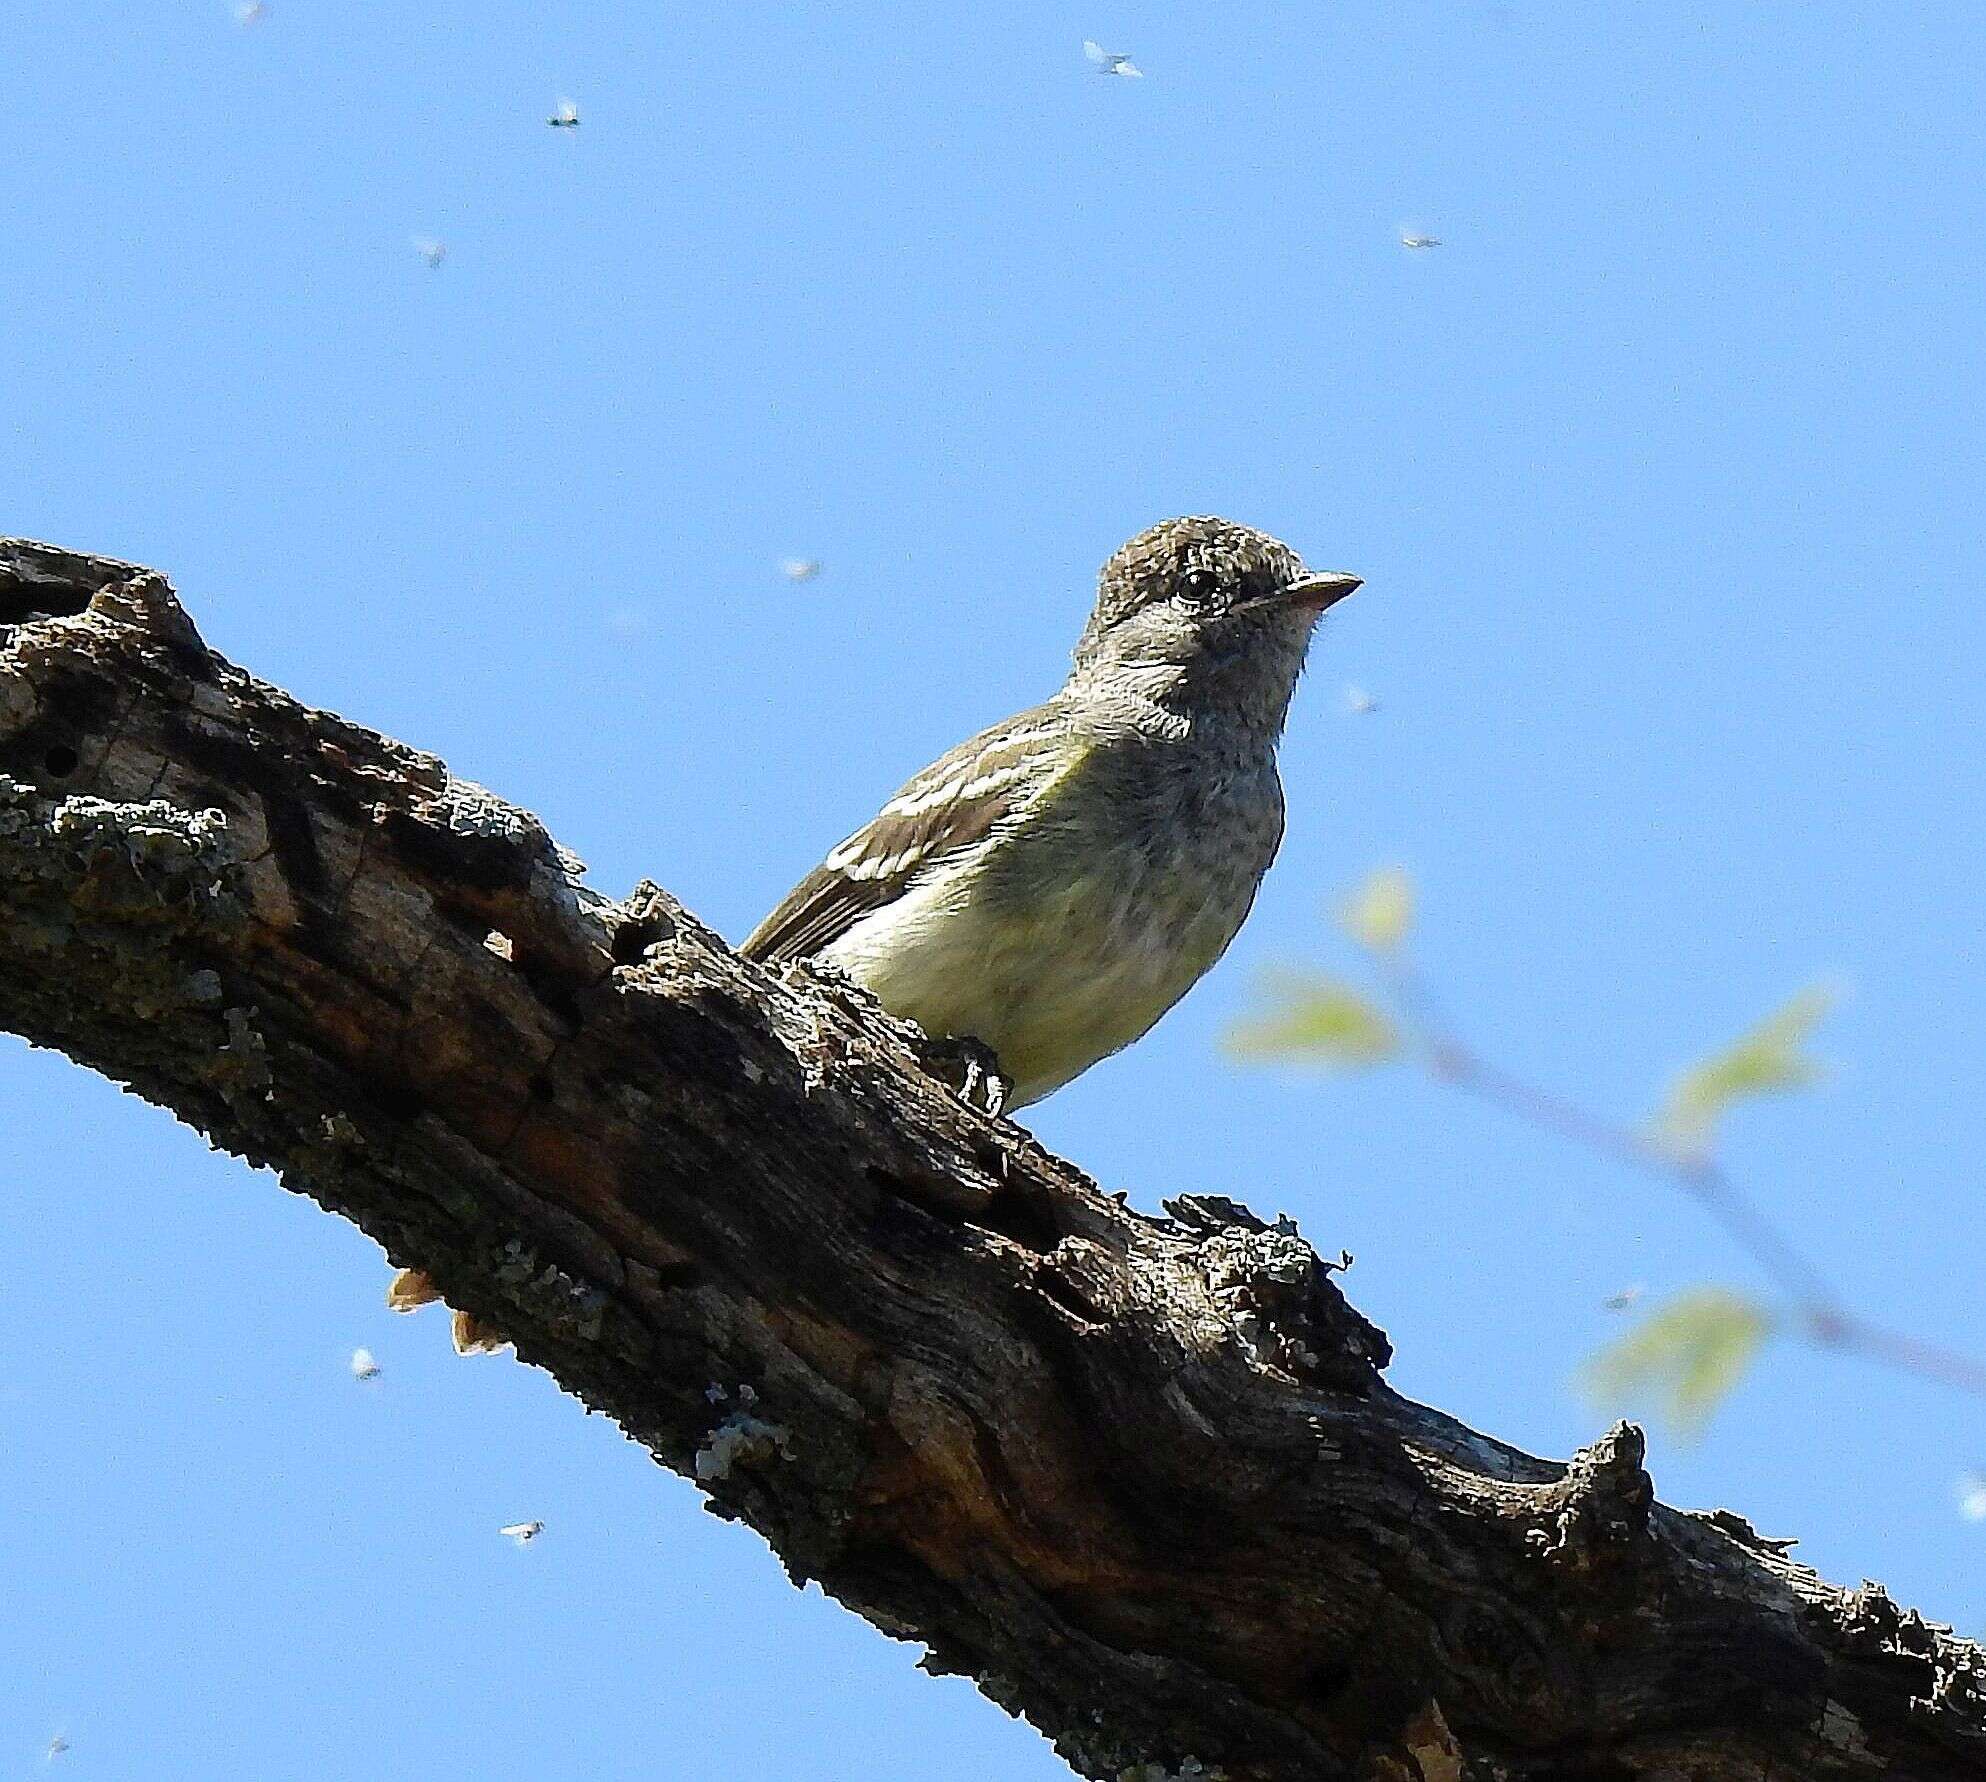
[740,705,1071,965]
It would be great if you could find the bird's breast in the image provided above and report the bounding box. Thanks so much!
[826,745,1285,1106]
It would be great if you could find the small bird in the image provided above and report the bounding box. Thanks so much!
[349,1347,381,1381]
[1083,40,1143,78]
[1399,231,1442,250]
[1344,684,1380,716]
[499,1520,544,1546]
[780,557,823,584]
[233,1,267,24]
[547,98,581,128]
[410,236,447,270]
[743,517,1361,1110]
[1959,1472,1986,1523]
[44,1735,69,1763]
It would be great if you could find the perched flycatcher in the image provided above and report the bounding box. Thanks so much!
[743,516,1361,1108]
[392,515,1354,1352]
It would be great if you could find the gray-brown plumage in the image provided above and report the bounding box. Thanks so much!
[743,516,1361,1109]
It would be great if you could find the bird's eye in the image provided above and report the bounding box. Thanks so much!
[1181,568,1222,602]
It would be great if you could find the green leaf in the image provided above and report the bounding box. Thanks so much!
[1227,973,1400,1070]
[1582,1288,1774,1437]
[1339,867,1415,953]
[1655,986,1835,1154]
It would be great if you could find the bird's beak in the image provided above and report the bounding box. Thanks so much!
[1282,570,1363,613]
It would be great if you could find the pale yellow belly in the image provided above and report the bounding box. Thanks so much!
[823,853,1259,1108]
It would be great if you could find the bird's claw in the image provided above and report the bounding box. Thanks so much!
[930,1035,1010,1118]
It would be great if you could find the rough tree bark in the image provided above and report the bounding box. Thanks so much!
[2,538,1981,1782]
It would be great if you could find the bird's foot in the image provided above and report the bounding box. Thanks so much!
[926,1035,1011,1118]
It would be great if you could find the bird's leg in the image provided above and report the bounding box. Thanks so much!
[926,1034,1010,1119]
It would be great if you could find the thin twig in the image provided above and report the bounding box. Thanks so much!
[1373,955,1986,1401]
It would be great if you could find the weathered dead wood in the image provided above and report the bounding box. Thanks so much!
[2,536,1981,1782]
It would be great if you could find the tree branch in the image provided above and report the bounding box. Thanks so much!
[3,537,1981,1782]
[1370,954,1986,1404]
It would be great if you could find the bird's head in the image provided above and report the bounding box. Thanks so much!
[1072,517,1360,730]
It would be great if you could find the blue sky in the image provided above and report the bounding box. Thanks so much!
[6,2,1986,1774]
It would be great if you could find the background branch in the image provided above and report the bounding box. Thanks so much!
[1402,970,1986,1402]
[1235,872,1986,1420]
